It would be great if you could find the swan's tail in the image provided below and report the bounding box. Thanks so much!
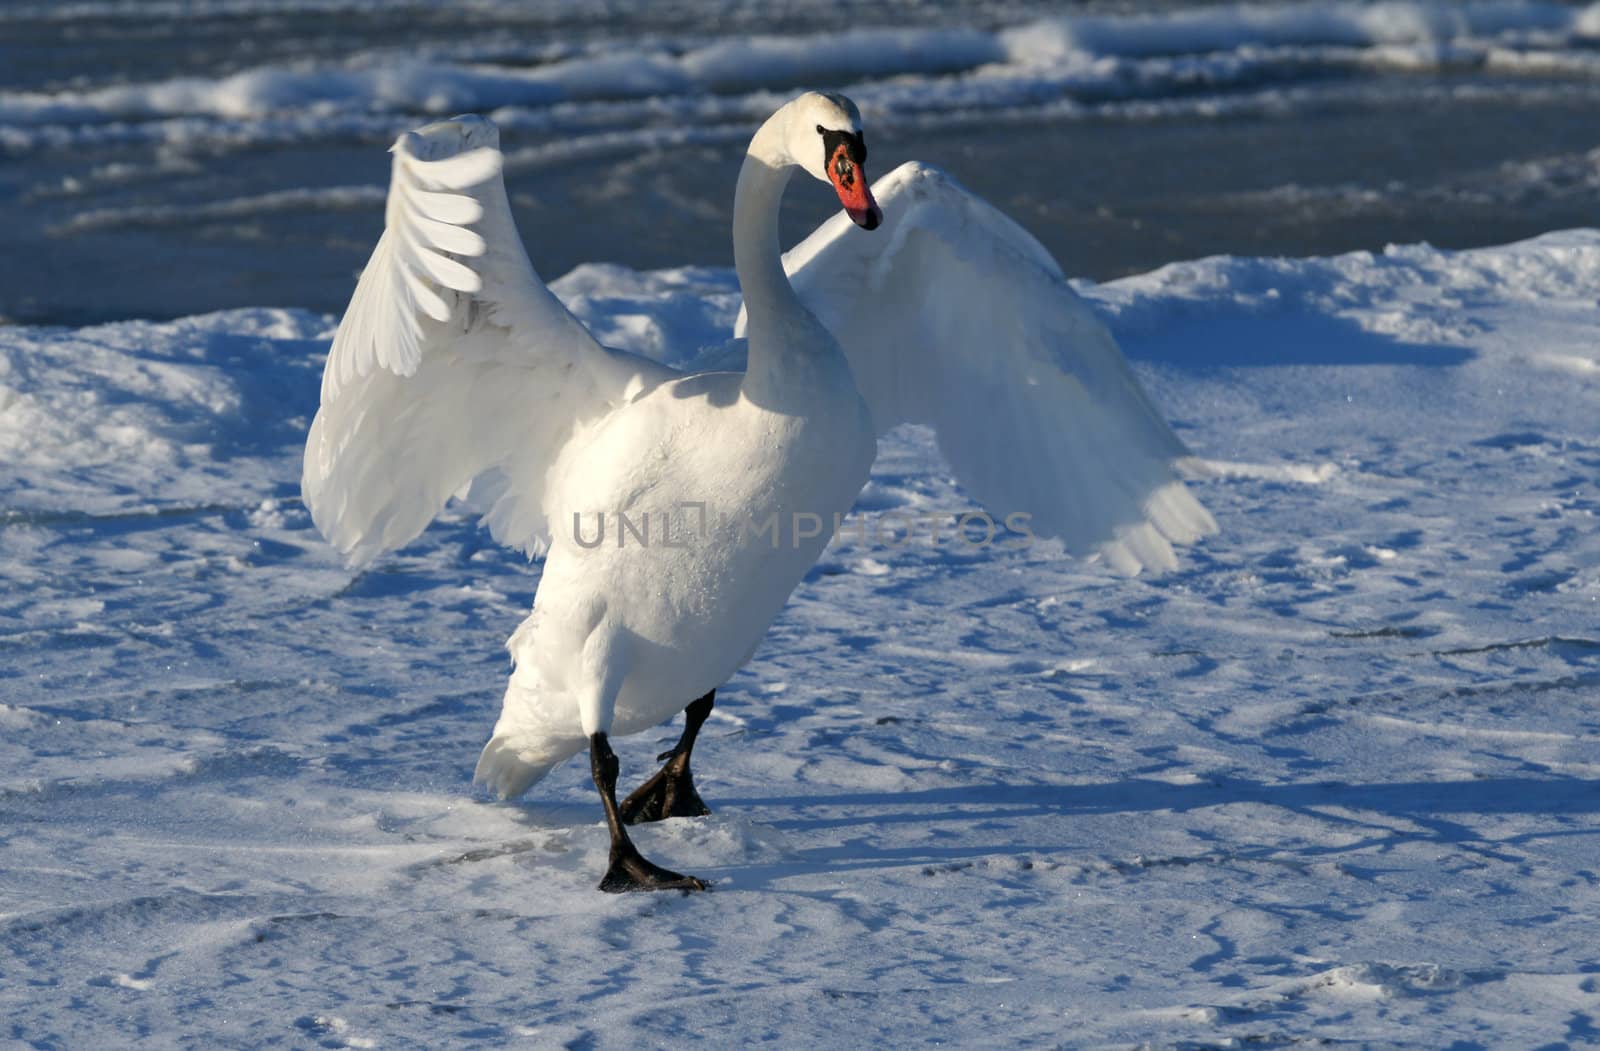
[473,735,562,800]
[473,661,589,799]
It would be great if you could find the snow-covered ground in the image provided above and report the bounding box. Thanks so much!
[3,231,1598,1046]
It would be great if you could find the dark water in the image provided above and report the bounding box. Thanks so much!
[5,1,1600,325]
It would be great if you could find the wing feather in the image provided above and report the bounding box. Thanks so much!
[409,189,483,225]
[759,161,1216,574]
[406,212,487,257]
[303,116,672,567]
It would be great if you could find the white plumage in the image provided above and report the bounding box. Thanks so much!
[304,118,669,568]
[747,160,1216,575]
[301,92,1215,890]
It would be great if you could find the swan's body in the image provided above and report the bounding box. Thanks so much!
[480,325,874,794]
[303,92,1215,891]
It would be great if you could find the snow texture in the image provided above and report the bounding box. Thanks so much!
[2,232,1599,1046]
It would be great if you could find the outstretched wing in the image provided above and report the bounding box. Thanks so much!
[757,161,1215,574]
[303,116,672,566]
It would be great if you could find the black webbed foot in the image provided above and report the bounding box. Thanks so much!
[589,728,708,894]
[599,845,710,894]
[619,690,716,825]
[619,753,712,825]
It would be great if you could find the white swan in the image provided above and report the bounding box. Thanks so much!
[302,92,1215,892]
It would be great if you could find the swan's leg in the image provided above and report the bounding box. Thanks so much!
[591,732,708,893]
[619,691,715,825]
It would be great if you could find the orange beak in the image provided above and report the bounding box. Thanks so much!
[828,143,882,230]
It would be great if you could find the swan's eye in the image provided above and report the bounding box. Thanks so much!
[820,127,867,172]
[816,124,825,135]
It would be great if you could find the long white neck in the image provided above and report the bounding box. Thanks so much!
[736,107,837,407]
[733,109,804,324]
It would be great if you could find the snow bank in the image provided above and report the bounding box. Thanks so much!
[0,309,328,515]
[1098,227,1600,345]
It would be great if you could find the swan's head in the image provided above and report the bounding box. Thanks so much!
[785,92,882,231]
